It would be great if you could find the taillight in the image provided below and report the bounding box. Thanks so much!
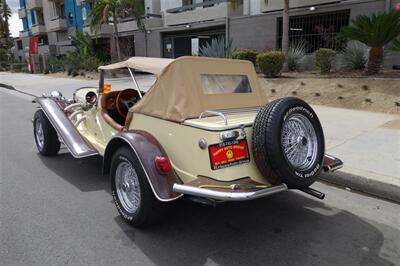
[154,156,172,174]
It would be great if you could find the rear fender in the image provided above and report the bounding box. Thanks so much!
[103,130,182,202]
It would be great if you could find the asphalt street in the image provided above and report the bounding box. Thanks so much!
[1,85,400,265]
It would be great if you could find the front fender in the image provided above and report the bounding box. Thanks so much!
[103,130,182,202]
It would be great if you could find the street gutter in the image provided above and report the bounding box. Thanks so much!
[319,170,400,204]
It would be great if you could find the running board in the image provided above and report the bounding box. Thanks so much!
[35,97,98,158]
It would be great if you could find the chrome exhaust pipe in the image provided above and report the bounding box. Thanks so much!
[299,187,325,200]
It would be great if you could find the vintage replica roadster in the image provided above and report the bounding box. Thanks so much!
[33,56,343,226]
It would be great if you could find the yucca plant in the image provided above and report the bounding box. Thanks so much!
[340,41,369,70]
[199,36,232,58]
[340,11,400,75]
[287,40,307,71]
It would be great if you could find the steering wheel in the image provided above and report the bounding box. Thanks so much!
[116,89,139,119]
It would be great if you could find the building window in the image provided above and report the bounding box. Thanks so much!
[17,40,23,50]
[203,0,214,8]
[38,35,48,45]
[277,10,350,53]
[82,5,87,21]
[182,0,193,7]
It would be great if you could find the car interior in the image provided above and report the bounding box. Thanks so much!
[100,89,145,131]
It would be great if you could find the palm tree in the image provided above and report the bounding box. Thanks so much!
[0,0,11,49]
[340,11,400,75]
[282,0,289,54]
[119,0,145,31]
[91,0,122,60]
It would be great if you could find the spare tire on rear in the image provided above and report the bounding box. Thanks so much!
[252,97,325,189]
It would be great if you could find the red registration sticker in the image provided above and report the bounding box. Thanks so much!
[208,139,250,170]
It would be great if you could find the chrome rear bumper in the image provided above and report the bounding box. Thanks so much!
[173,183,288,201]
[323,154,343,173]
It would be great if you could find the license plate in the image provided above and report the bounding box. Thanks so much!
[208,139,250,170]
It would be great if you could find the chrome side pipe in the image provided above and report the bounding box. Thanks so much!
[64,103,84,112]
[69,110,84,120]
[74,116,86,127]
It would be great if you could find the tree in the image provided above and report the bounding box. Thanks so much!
[0,0,12,49]
[340,11,400,75]
[282,0,289,54]
[118,0,145,31]
[91,0,122,60]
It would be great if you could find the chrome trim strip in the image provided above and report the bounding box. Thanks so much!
[35,97,98,158]
[111,135,183,202]
[199,110,228,125]
[173,183,288,201]
[128,67,143,98]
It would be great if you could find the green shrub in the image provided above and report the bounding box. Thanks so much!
[315,48,336,73]
[0,48,9,68]
[84,55,101,71]
[256,51,285,77]
[287,40,307,71]
[339,41,368,70]
[231,48,258,65]
[48,56,65,72]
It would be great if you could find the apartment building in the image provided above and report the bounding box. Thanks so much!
[13,0,91,67]
[13,0,400,68]
[136,0,399,62]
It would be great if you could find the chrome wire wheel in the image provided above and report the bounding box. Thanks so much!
[281,113,318,172]
[35,119,44,149]
[115,161,141,214]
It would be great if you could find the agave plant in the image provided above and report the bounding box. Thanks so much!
[340,11,400,75]
[199,36,233,58]
[287,40,307,71]
[339,41,369,70]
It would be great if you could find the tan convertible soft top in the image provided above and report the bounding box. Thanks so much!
[98,57,174,76]
[130,56,266,122]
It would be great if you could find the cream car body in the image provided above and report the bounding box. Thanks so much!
[33,56,343,226]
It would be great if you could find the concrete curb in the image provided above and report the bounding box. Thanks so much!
[0,83,16,90]
[319,170,400,203]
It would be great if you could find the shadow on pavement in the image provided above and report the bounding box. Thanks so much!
[114,193,391,266]
[38,149,392,266]
[38,152,110,193]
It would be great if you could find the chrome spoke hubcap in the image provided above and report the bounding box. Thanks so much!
[115,161,141,213]
[281,113,318,172]
[35,119,44,149]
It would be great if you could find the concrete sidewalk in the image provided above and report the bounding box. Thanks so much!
[1,72,399,202]
[313,105,400,203]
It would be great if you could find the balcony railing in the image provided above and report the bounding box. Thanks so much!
[83,24,114,36]
[166,0,225,14]
[117,18,139,33]
[19,30,29,38]
[28,0,43,9]
[18,8,27,19]
[47,17,67,31]
[164,0,227,26]
[31,24,46,35]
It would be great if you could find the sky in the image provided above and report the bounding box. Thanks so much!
[7,0,23,37]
